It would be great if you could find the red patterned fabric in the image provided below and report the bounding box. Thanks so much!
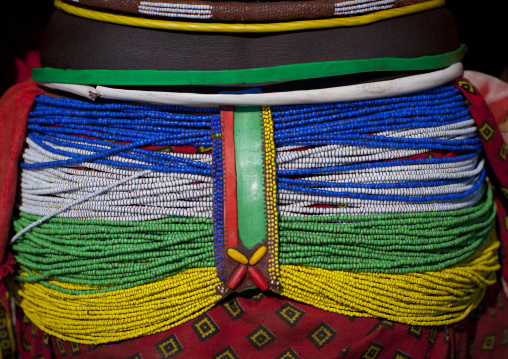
[453,77,508,189]
[453,77,508,287]
[464,70,508,146]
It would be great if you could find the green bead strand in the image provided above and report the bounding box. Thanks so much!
[278,188,496,273]
[12,214,215,294]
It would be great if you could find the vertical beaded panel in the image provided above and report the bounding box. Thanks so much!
[214,106,278,294]
[212,109,226,282]
[262,106,280,291]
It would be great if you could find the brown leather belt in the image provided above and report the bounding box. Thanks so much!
[62,0,431,22]
[41,8,459,74]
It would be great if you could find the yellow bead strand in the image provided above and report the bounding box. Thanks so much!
[9,229,499,343]
[9,267,221,344]
[262,106,280,284]
[279,226,499,326]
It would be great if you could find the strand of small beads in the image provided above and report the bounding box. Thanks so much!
[271,86,464,124]
[278,194,495,272]
[24,129,211,174]
[23,95,217,172]
[211,109,226,281]
[272,84,483,214]
[18,95,216,220]
[11,213,215,294]
[11,226,499,344]
[278,226,499,326]
[11,95,223,342]
[11,267,222,344]
[277,183,495,270]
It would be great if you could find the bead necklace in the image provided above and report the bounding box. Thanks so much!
[18,97,215,224]
[272,85,461,118]
[11,84,500,345]
[34,94,219,113]
[277,168,484,203]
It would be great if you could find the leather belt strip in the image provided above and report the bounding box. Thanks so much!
[34,46,465,86]
[215,106,279,294]
[53,0,444,33]
[61,0,431,22]
[39,8,459,74]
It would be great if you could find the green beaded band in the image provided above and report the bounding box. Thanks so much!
[32,46,466,86]
[13,186,493,294]
[12,213,215,295]
[278,188,496,273]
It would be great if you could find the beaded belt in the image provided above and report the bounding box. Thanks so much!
[37,7,460,85]
[54,0,442,32]
[8,77,500,344]
[60,0,432,22]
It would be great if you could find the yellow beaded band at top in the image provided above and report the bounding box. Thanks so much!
[54,0,445,33]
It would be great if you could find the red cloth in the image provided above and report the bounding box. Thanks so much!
[0,81,44,263]
[454,77,508,285]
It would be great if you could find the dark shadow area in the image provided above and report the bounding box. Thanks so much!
[446,0,508,80]
[0,1,53,95]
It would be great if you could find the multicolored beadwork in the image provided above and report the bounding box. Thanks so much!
[8,82,500,344]
[215,106,280,293]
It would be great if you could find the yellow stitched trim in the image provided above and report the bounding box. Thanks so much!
[10,267,221,344]
[54,0,444,33]
[279,226,500,326]
[262,106,280,284]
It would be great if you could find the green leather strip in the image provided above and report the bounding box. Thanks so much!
[32,45,465,86]
[234,106,267,250]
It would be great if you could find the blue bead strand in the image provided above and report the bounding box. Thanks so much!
[27,132,210,173]
[211,116,225,281]
[25,133,211,176]
[277,169,485,203]
[34,94,220,113]
[272,100,468,129]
